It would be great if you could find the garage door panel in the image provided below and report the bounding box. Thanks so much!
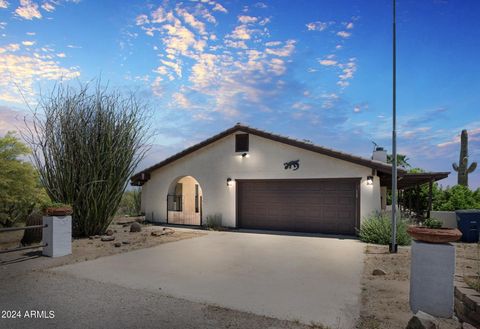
[237,179,358,235]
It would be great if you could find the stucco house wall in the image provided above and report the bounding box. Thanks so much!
[141,132,381,228]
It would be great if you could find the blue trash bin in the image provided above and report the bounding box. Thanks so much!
[456,210,480,243]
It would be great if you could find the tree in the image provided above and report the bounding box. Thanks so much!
[387,153,411,168]
[0,132,48,227]
[433,185,480,211]
[117,188,142,216]
[25,82,150,236]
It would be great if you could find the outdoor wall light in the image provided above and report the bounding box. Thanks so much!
[367,176,374,185]
[241,152,249,158]
[227,178,232,186]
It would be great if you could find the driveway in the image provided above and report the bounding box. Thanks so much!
[53,229,365,328]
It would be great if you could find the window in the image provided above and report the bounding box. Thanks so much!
[195,184,199,213]
[235,134,249,152]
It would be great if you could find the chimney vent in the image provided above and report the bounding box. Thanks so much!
[372,146,387,163]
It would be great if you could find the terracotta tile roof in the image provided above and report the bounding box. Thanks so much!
[131,123,405,185]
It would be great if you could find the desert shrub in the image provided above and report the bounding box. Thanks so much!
[359,213,411,246]
[117,189,142,216]
[0,132,49,227]
[205,213,222,230]
[25,82,150,237]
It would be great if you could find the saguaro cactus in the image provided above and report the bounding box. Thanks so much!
[452,129,477,187]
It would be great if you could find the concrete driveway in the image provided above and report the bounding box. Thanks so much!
[53,229,365,328]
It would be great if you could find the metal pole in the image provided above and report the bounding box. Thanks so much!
[390,0,398,253]
[0,224,47,233]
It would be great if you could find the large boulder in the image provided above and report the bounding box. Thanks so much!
[130,222,142,232]
[406,311,438,329]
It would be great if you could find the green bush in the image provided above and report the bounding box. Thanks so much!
[117,189,142,216]
[423,218,442,229]
[434,185,480,211]
[359,213,411,246]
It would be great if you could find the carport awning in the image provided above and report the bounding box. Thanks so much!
[379,171,450,190]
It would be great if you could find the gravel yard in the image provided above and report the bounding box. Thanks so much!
[358,242,479,329]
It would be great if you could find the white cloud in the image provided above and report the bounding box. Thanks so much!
[212,3,227,13]
[229,24,251,40]
[346,22,354,29]
[41,1,55,12]
[176,7,207,35]
[135,14,149,26]
[265,41,281,47]
[0,0,8,9]
[225,39,247,49]
[172,92,191,108]
[265,40,295,57]
[337,31,351,38]
[306,21,329,32]
[15,0,42,20]
[0,48,80,102]
[337,58,357,87]
[0,43,20,53]
[254,2,267,9]
[238,15,257,24]
[56,52,66,58]
[319,59,337,66]
[22,40,35,46]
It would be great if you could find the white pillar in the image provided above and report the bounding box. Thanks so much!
[42,216,72,257]
[410,240,455,318]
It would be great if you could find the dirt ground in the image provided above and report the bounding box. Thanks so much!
[0,219,205,279]
[357,242,480,329]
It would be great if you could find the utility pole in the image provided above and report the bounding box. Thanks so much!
[390,0,398,253]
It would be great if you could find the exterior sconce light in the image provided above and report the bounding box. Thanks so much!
[241,152,249,158]
[227,178,232,186]
[367,176,374,185]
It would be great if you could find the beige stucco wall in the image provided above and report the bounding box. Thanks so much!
[141,132,381,229]
[173,176,203,214]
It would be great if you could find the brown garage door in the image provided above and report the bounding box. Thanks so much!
[237,179,359,235]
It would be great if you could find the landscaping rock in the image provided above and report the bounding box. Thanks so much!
[406,311,438,329]
[94,235,100,239]
[105,229,114,236]
[130,222,142,232]
[151,228,175,237]
[122,241,130,245]
[100,235,115,242]
[88,236,94,240]
[372,268,386,276]
[114,242,121,248]
[462,322,476,329]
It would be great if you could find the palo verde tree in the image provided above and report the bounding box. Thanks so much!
[0,132,48,227]
[25,82,150,237]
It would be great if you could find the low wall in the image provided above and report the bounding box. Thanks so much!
[454,277,480,327]
[430,211,457,228]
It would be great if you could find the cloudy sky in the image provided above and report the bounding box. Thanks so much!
[0,0,479,188]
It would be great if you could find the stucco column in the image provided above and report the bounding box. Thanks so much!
[42,216,72,257]
[410,240,455,317]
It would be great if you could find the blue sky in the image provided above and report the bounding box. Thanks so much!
[0,0,479,188]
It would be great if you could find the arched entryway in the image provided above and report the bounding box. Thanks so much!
[167,176,203,225]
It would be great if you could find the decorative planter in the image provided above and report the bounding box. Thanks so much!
[45,206,73,216]
[407,226,462,243]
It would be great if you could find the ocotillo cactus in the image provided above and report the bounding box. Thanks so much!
[452,129,477,186]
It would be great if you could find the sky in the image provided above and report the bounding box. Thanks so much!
[0,0,479,188]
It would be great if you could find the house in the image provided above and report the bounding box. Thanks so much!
[131,124,449,235]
